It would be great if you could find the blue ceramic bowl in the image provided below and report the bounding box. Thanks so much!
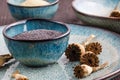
[72,0,120,33]
[7,0,59,20]
[3,19,70,67]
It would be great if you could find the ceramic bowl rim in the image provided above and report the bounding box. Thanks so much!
[7,0,59,8]
[3,18,70,42]
[72,0,120,20]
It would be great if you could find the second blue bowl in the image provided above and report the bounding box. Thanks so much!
[7,0,59,20]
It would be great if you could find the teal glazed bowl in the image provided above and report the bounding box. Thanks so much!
[7,0,59,20]
[3,19,70,67]
[72,0,120,33]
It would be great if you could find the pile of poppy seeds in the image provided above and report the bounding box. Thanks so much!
[13,29,62,40]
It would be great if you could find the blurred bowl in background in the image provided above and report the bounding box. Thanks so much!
[72,0,120,33]
[7,0,59,20]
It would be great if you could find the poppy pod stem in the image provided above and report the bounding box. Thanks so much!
[92,62,108,72]
[12,70,29,80]
[81,34,95,47]
[74,62,108,78]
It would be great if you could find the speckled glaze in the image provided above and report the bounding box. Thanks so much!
[3,19,70,67]
[72,0,120,34]
[7,0,59,20]
[1,24,120,79]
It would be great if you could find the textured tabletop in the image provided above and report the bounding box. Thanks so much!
[0,0,82,26]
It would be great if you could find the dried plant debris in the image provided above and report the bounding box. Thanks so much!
[80,51,99,67]
[110,10,120,17]
[85,42,102,55]
[65,35,96,61]
[0,54,13,67]
[65,43,85,61]
[64,34,108,79]
[110,2,120,17]
[74,62,108,78]
[65,35,95,61]
[12,70,29,80]
[74,64,92,78]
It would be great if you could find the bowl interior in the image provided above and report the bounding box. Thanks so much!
[72,0,119,17]
[4,19,68,39]
[7,0,57,6]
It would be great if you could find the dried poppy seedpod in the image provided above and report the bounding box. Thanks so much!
[74,64,92,78]
[65,35,95,61]
[110,10,120,17]
[80,51,99,67]
[65,43,85,61]
[74,62,108,78]
[0,54,13,67]
[110,2,120,17]
[12,70,29,80]
[85,42,102,55]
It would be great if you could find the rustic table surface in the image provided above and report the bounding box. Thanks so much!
[0,0,82,26]
[0,0,119,80]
